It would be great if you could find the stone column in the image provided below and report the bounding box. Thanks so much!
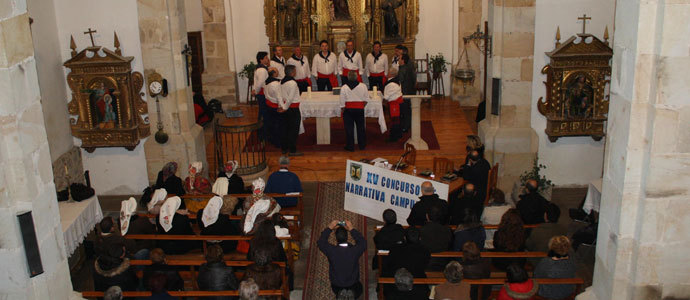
[452,0,484,105]
[201,0,239,108]
[577,1,690,299]
[479,0,538,193]
[0,3,74,298]
[138,0,207,182]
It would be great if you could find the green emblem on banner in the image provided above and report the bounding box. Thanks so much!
[350,163,362,181]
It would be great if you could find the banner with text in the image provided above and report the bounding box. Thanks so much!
[343,159,449,225]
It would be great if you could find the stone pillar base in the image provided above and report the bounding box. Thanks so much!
[479,121,538,192]
[144,125,206,183]
[406,97,429,150]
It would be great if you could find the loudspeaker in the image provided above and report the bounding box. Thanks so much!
[17,212,44,277]
[491,78,501,115]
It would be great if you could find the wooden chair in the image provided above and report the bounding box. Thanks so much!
[433,157,454,176]
[414,53,432,96]
[484,163,499,206]
[404,143,417,166]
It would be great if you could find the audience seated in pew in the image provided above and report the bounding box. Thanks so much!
[247,219,292,290]
[453,208,486,252]
[120,197,156,259]
[197,244,239,299]
[103,286,122,300]
[526,202,564,254]
[142,248,184,292]
[154,162,186,197]
[407,181,449,226]
[156,197,200,255]
[93,244,138,292]
[482,189,512,248]
[373,209,405,270]
[213,160,246,213]
[385,268,430,300]
[497,264,539,300]
[449,183,480,225]
[184,161,212,195]
[198,196,242,253]
[433,261,471,300]
[421,204,453,271]
[94,216,136,259]
[461,242,492,300]
[534,236,577,300]
[265,156,303,208]
[242,178,281,235]
[516,179,550,225]
[145,272,179,300]
[383,227,430,297]
[463,149,491,205]
[239,278,260,300]
[493,209,527,271]
[242,248,283,291]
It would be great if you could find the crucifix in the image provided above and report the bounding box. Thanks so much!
[84,28,97,47]
[578,14,591,35]
[181,44,192,86]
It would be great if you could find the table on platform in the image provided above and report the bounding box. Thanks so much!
[583,178,603,214]
[299,91,387,144]
[58,195,103,255]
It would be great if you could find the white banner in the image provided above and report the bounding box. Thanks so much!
[343,159,449,225]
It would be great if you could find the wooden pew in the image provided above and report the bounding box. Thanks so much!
[377,277,584,300]
[373,223,540,231]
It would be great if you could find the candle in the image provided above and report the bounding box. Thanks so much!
[307,86,312,99]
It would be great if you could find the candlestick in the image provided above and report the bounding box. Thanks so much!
[307,86,312,99]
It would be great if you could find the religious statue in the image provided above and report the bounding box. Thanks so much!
[331,0,351,20]
[381,0,405,38]
[278,0,302,40]
[565,75,593,118]
[87,81,118,129]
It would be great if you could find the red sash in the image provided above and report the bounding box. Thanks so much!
[296,78,312,86]
[369,71,387,85]
[344,101,366,109]
[265,99,279,108]
[257,88,264,96]
[289,103,300,108]
[317,72,339,88]
[343,68,363,82]
[389,96,403,118]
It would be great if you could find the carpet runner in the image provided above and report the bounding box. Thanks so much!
[303,182,369,300]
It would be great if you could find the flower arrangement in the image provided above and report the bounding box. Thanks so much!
[519,156,554,193]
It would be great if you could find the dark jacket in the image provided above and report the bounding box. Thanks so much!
[197,209,241,253]
[383,243,431,297]
[92,258,138,292]
[534,257,576,299]
[453,225,486,251]
[126,215,157,252]
[463,158,491,202]
[317,228,367,288]
[155,173,186,197]
[264,170,303,207]
[197,261,239,299]
[398,63,417,95]
[420,221,453,271]
[217,172,246,195]
[156,214,200,254]
[462,258,493,300]
[407,194,448,226]
[94,232,135,258]
[143,263,184,291]
[449,195,481,225]
[242,263,283,290]
[384,285,430,300]
[373,223,405,270]
[493,230,526,271]
[247,237,288,264]
[516,192,549,224]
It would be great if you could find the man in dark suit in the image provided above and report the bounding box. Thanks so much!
[383,228,431,297]
[462,150,491,207]
[420,204,453,271]
[397,54,415,132]
[517,179,550,224]
[407,181,449,226]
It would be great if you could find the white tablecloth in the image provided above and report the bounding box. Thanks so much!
[58,195,103,255]
[299,91,388,133]
[583,178,603,214]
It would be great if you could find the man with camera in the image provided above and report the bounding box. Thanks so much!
[317,219,367,299]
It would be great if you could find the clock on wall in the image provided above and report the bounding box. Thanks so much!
[147,72,167,97]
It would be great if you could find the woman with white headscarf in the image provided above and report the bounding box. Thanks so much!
[215,160,246,195]
[155,196,200,254]
[184,161,212,195]
[119,197,156,259]
[198,196,241,253]
[242,178,281,235]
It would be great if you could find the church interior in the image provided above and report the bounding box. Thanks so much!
[0,0,688,299]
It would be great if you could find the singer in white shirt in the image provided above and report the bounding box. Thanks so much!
[340,72,370,152]
[312,40,338,91]
[269,46,286,79]
[338,40,363,87]
[383,68,403,142]
[286,46,312,93]
[390,44,405,71]
[264,68,283,147]
[365,41,389,91]
[279,65,302,156]
[252,51,270,123]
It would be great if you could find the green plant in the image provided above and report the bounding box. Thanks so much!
[519,156,554,192]
[429,53,449,74]
[238,62,257,81]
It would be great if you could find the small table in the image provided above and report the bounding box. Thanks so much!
[58,195,104,256]
[299,91,387,144]
[583,178,603,214]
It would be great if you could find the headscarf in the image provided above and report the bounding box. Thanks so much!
[201,196,223,227]
[119,197,137,235]
[224,161,238,177]
[147,188,168,212]
[243,178,280,234]
[188,162,203,191]
[252,178,266,198]
[159,196,182,232]
[160,162,178,182]
[212,177,229,196]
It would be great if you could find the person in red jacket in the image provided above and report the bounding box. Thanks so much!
[497,264,539,300]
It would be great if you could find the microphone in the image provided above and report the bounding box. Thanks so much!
[400,150,411,158]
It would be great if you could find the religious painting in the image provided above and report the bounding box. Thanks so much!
[537,22,612,142]
[85,79,119,129]
[277,0,302,41]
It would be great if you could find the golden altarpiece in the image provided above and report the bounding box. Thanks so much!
[263,0,419,59]
[538,23,612,142]
[64,33,150,152]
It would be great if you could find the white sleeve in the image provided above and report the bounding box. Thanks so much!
[357,54,364,74]
[253,69,267,93]
[384,55,389,76]
[311,55,318,77]
[364,55,371,77]
[339,88,347,108]
[304,60,311,79]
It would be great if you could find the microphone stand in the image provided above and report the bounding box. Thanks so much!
[394,151,410,171]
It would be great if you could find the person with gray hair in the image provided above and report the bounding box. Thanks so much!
[103,286,122,300]
[384,268,430,299]
[407,181,449,226]
[239,278,260,300]
[339,69,370,152]
[265,156,303,207]
[434,261,471,300]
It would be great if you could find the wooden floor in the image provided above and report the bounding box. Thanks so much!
[205,96,476,181]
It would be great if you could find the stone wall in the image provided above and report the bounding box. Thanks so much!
[479,0,538,193]
[201,0,238,108]
[0,2,74,298]
[452,0,484,105]
[577,0,690,299]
